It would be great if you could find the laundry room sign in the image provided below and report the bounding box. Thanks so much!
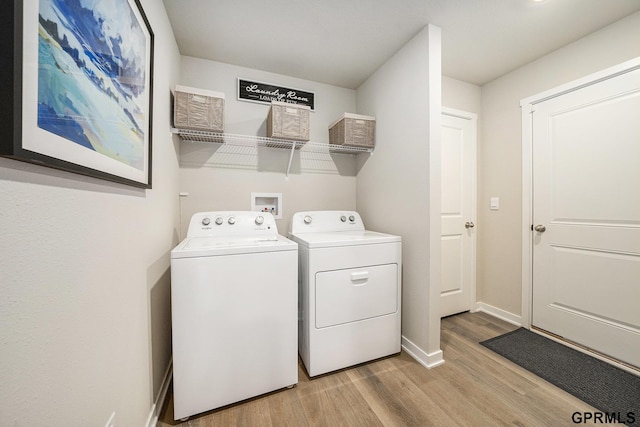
[237,78,315,110]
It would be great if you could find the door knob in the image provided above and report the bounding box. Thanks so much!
[465,222,475,229]
[534,224,546,233]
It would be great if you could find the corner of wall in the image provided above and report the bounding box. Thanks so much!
[355,23,443,364]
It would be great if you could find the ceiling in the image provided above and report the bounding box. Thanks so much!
[163,0,640,89]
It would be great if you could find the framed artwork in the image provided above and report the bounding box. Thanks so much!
[1,0,154,188]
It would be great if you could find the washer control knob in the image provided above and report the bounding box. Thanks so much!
[304,215,312,224]
[228,217,236,225]
[201,217,211,226]
[255,215,264,225]
[340,216,347,222]
[215,217,223,225]
[349,215,355,222]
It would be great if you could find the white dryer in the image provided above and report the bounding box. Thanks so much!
[289,211,402,377]
[171,211,298,420]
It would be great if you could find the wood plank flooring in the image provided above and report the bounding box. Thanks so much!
[157,312,598,426]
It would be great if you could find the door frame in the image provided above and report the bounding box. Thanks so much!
[441,107,478,316]
[519,57,640,329]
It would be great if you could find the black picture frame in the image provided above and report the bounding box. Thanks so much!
[1,0,154,188]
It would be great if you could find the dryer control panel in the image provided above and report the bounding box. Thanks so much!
[187,211,279,238]
[290,211,364,234]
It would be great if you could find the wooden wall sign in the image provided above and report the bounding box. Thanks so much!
[238,78,315,110]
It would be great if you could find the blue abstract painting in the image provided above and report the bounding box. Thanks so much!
[38,0,148,171]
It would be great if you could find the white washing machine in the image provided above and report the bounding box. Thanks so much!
[289,210,402,377]
[170,211,298,420]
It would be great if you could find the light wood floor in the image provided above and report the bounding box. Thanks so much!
[157,312,597,426]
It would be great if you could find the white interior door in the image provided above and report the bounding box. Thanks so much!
[441,109,476,317]
[532,66,640,368]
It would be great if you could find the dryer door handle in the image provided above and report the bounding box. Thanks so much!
[351,271,369,283]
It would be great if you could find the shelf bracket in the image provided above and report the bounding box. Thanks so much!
[285,142,297,177]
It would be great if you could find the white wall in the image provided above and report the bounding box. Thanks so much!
[177,57,359,235]
[356,25,443,366]
[479,11,640,317]
[0,1,180,425]
[442,76,481,115]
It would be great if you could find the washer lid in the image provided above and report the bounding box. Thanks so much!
[288,230,400,249]
[171,234,297,258]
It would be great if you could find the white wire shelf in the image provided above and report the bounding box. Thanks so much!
[170,128,374,155]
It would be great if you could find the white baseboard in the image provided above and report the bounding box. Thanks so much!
[145,359,173,427]
[475,302,522,326]
[401,335,445,369]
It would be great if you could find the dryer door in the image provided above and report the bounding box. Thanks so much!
[315,263,398,328]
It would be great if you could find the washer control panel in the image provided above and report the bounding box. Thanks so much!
[290,211,364,234]
[188,211,279,238]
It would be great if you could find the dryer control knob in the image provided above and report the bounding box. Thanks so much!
[349,215,355,222]
[255,216,264,225]
[228,217,236,225]
[340,216,346,222]
[202,217,211,226]
[215,217,223,225]
[304,215,312,224]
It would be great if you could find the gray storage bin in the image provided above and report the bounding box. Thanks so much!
[173,85,225,132]
[267,101,311,143]
[329,113,376,148]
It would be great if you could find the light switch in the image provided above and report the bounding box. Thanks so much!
[490,197,499,210]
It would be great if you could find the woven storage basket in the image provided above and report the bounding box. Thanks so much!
[267,101,310,145]
[173,85,225,132]
[329,113,375,148]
